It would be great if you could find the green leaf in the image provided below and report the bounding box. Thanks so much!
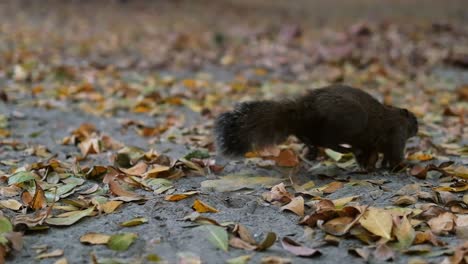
[202,225,228,252]
[8,171,36,185]
[256,232,277,251]
[184,149,210,160]
[120,217,148,227]
[0,217,13,233]
[107,233,138,251]
[45,206,95,226]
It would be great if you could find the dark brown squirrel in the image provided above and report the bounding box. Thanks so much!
[214,84,418,171]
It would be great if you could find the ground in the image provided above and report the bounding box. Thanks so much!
[0,1,467,264]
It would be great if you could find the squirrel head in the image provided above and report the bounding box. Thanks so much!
[399,108,418,138]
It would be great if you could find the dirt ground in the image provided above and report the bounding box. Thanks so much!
[0,1,467,264]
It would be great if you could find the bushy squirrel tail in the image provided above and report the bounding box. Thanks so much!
[214,100,294,157]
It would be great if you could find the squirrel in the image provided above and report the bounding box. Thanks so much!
[214,84,418,171]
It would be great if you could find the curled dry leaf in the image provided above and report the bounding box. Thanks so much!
[393,195,417,206]
[256,232,277,251]
[229,237,257,251]
[201,225,228,252]
[280,196,304,217]
[281,237,321,257]
[263,183,293,203]
[192,199,218,213]
[322,181,344,194]
[427,212,455,235]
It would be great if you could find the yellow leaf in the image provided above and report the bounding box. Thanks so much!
[101,200,123,214]
[164,191,199,202]
[281,196,304,216]
[0,199,22,210]
[359,208,393,240]
[193,199,218,213]
[80,233,110,245]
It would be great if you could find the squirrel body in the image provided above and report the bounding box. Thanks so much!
[214,84,418,170]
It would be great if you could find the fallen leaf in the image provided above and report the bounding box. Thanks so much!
[322,181,344,194]
[281,237,321,257]
[46,206,95,226]
[261,256,291,264]
[359,207,393,239]
[120,162,148,176]
[263,183,293,203]
[373,243,394,261]
[0,199,22,211]
[256,232,277,251]
[280,196,304,216]
[229,237,257,251]
[30,181,47,210]
[107,233,138,251]
[201,225,228,252]
[108,179,145,201]
[332,195,360,208]
[36,249,64,259]
[427,212,455,235]
[164,191,199,202]
[201,175,282,192]
[414,230,446,246]
[8,171,36,185]
[101,200,123,214]
[120,217,148,227]
[271,149,299,167]
[393,214,415,249]
[393,195,417,206]
[192,199,218,213]
[226,254,252,264]
[54,258,68,264]
[80,233,111,245]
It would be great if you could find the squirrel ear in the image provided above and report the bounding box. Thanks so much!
[400,108,410,117]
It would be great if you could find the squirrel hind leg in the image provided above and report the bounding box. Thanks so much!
[354,149,378,172]
[214,111,251,157]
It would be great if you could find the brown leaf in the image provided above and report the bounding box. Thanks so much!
[120,162,148,176]
[414,230,446,246]
[108,179,145,201]
[393,195,417,206]
[192,199,218,213]
[229,237,257,251]
[280,196,304,217]
[281,237,321,257]
[427,212,455,235]
[261,256,292,264]
[322,181,343,194]
[373,243,394,262]
[392,214,415,249]
[263,183,294,203]
[30,181,47,210]
[233,224,257,245]
[271,149,299,167]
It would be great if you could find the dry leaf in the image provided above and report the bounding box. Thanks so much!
[359,207,393,239]
[80,233,111,245]
[36,249,64,259]
[0,199,22,210]
[101,200,123,214]
[192,199,218,213]
[281,237,321,257]
[164,191,199,202]
[280,196,304,216]
[427,212,455,235]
